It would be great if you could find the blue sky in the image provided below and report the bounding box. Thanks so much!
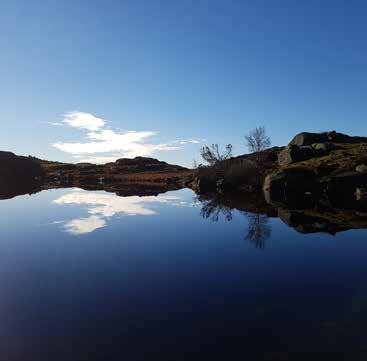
[1,0,367,166]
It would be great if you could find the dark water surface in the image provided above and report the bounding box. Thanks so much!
[1,188,367,359]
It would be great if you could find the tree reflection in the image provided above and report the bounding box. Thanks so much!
[197,194,272,249]
[199,197,233,222]
[242,212,271,249]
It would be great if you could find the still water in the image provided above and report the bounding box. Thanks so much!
[1,187,367,359]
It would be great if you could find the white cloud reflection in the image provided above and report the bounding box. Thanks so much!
[53,190,185,235]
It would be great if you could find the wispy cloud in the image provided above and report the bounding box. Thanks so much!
[51,111,201,164]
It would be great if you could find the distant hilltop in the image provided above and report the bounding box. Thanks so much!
[0,152,192,199]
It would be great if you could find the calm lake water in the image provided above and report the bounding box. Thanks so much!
[1,187,367,359]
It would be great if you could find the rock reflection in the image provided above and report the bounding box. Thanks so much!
[197,188,367,240]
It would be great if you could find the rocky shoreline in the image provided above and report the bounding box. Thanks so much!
[187,131,367,212]
[1,130,367,234]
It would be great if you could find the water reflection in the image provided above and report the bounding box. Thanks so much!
[243,212,271,249]
[195,188,367,239]
[197,193,272,249]
[199,197,233,222]
[53,190,187,235]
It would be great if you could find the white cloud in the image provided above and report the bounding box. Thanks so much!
[63,111,106,131]
[53,190,186,234]
[51,111,201,163]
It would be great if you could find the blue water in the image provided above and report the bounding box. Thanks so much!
[0,188,367,359]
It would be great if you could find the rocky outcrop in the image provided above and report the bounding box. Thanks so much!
[278,142,337,166]
[289,131,367,146]
[278,145,316,165]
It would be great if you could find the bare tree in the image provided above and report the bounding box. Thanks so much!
[200,144,233,167]
[245,126,271,153]
[245,126,271,169]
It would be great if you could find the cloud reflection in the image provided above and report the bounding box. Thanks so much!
[53,190,184,235]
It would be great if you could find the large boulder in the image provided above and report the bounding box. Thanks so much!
[289,132,330,146]
[289,131,367,147]
[278,144,326,165]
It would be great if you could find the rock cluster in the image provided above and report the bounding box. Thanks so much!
[289,130,367,146]
[278,131,367,166]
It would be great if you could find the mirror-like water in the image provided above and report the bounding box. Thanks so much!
[1,188,367,359]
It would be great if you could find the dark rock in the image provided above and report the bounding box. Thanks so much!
[263,168,319,207]
[278,144,322,165]
[325,172,367,210]
[289,132,330,146]
[356,164,367,173]
[289,131,367,146]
